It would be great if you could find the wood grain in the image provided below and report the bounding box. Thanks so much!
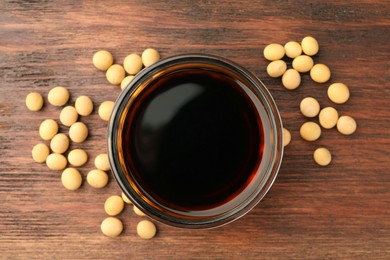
[1,0,389,259]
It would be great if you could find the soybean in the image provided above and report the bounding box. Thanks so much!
[137,220,157,239]
[300,97,320,118]
[120,75,134,90]
[32,143,50,163]
[292,55,314,73]
[133,205,146,217]
[283,128,291,147]
[266,60,287,78]
[337,116,357,135]
[122,192,132,204]
[142,48,160,67]
[48,86,69,106]
[46,153,67,171]
[87,169,109,188]
[310,64,331,83]
[69,122,88,143]
[106,64,125,85]
[68,149,88,167]
[50,133,70,154]
[101,217,123,238]
[60,106,78,127]
[263,43,285,61]
[328,83,350,104]
[104,195,125,216]
[284,41,302,58]
[39,119,59,140]
[93,50,114,71]
[301,36,319,56]
[123,53,143,75]
[98,101,115,122]
[61,168,82,190]
[300,122,321,141]
[94,153,110,171]
[75,96,93,116]
[319,107,339,129]
[26,92,44,111]
[313,147,332,166]
[282,69,301,90]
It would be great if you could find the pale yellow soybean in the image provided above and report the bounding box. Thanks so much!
[106,64,125,85]
[59,106,78,127]
[39,119,59,140]
[300,97,320,118]
[68,149,88,167]
[26,92,44,111]
[101,217,123,238]
[337,116,357,135]
[69,122,88,143]
[120,75,135,90]
[300,122,321,141]
[283,128,291,147]
[46,153,67,171]
[61,168,82,190]
[133,205,146,217]
[266,60,287,78]
[137,220,157,239]
[292,55,314,73]
[327,83,350,104]
[310,64,331,83]
[142,48,160,67]
[282,69,301,90]
[313,147,332,166]
[98,101,115,122]
[104,195,125,216]
[93,50,114,71]
[319,107,339,129]
[94,153,110,171]
[284,41,302,58]
[263,43,285,61]
[87,169,109,188]
[122,192,132,204]
[32,143,50,163]
[123,53,143,75]
[50,133,70,154]
[301,36,319,56]
[75,96,93,116]
[48,86,69,106]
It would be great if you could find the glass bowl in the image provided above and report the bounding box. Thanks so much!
[108,54,283,229]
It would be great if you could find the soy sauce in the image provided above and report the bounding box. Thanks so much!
[122,69,263,211]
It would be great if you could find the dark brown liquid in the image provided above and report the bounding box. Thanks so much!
[122,69,263,211]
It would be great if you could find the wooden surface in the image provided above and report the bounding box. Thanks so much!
[1,0,389,259]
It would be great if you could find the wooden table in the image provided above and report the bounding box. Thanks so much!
[1,0,389,259]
